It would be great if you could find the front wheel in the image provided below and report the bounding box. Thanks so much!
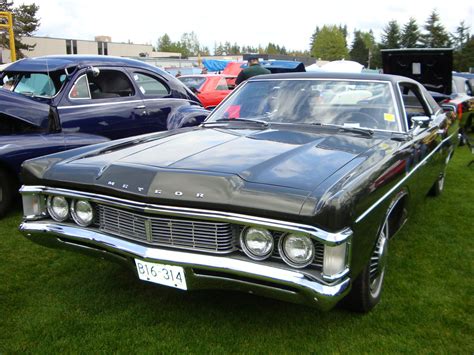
[343,220,389,312]
[429,173,445,197]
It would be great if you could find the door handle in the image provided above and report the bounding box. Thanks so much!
[134,105,146,109]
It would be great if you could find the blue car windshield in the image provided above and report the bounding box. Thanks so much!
[209,79,401,131]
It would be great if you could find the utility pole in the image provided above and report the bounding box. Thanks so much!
[0,11,16,62]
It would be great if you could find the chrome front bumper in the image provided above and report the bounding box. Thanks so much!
[19,221,351,310]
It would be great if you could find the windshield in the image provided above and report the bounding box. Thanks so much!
[178,76,206,90]
[209,79,400,131]
[2,70,67,98]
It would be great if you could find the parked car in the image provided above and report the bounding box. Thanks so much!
[0,55,208,216]
[19,72,458,312]
[178,74,235,109]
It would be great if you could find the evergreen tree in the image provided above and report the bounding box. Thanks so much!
[381,20,401,49]
[454,37,474,71]
[420,10,451,47]
[214,42,224,56]
[0,0,40,59]
[310,25,349,60]
[401,17,421,48]
[350,30,369,67]
[309,26,320,52]
[452,20,471,50]
[157,34,173,52]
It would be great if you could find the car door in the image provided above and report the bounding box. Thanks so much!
[128,70,177,132]
[398,82,447,197]
[57,67,147,140]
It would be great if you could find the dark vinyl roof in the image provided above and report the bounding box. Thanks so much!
[5,55,165,74]
[248,71,419,84]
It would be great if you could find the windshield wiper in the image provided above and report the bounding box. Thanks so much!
[202,118,269,127]
[311,123,374,137]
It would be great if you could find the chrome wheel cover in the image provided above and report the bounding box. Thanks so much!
[369,221,388,298]
[438,174,445,192]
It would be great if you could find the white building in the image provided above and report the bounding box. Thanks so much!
[0,35,180,63]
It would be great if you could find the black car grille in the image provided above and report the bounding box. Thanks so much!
[97,205,237,254]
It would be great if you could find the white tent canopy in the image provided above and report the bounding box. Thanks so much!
[306,60,364,73]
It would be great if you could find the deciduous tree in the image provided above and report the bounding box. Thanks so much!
[310,25,348,61]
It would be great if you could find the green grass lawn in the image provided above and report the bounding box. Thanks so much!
[1,146,473,353]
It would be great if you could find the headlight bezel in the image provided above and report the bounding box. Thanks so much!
[70,199,94,227]
[240,227,274,261]
[278,233,315,269]
[46,195,70,222]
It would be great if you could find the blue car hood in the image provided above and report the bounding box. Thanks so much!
[0,89,51,128]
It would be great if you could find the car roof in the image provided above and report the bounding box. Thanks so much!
[5,55,165,74]
[179,74,234,78]
[249,71,419,85]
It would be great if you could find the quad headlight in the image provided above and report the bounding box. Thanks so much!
[279,234,315,268]
[71,200,94,227]
[240,227,274,260]
[47,196,69,222]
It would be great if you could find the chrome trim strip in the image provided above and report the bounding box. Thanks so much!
[58,98,194,110]
[19,221,350,308]
[355,132,456,223]
[58,99,143,109]
[20,186,352,245]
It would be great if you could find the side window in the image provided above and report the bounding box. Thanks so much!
[69,75,90,99]
[215,77,229,91]
[87,69,135,99]
[399,83,431,129]
[133,72,170,97]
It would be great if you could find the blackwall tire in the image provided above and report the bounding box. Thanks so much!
[342,219,389,313]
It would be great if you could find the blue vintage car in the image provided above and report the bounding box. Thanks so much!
[0,55,208,216]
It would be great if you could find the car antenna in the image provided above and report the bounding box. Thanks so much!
[45,56,54,96]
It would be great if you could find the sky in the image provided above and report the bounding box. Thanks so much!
[14,0,474,52]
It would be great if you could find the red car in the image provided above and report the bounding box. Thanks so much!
[178,74,235,109]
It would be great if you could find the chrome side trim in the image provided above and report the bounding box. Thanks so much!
[58,98,195,110]
[58,99,143,109]
[355,132,456,223]
[20,186,352,245]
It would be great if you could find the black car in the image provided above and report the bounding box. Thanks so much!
[19,72,458,312]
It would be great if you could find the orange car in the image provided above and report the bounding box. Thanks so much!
[178,74,236,109]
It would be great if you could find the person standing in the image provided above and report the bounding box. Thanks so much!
[235,56,271,85]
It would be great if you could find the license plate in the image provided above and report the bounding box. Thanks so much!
[134,259,187,290]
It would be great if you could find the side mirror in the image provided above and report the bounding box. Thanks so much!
[86,66,100,77]
[411,116,431,129]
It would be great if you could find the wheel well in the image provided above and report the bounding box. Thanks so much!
[0,160,19,186]
[386,192,409,239]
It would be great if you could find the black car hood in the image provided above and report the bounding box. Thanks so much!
[64,126,377,189]
[26,126,381,220]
